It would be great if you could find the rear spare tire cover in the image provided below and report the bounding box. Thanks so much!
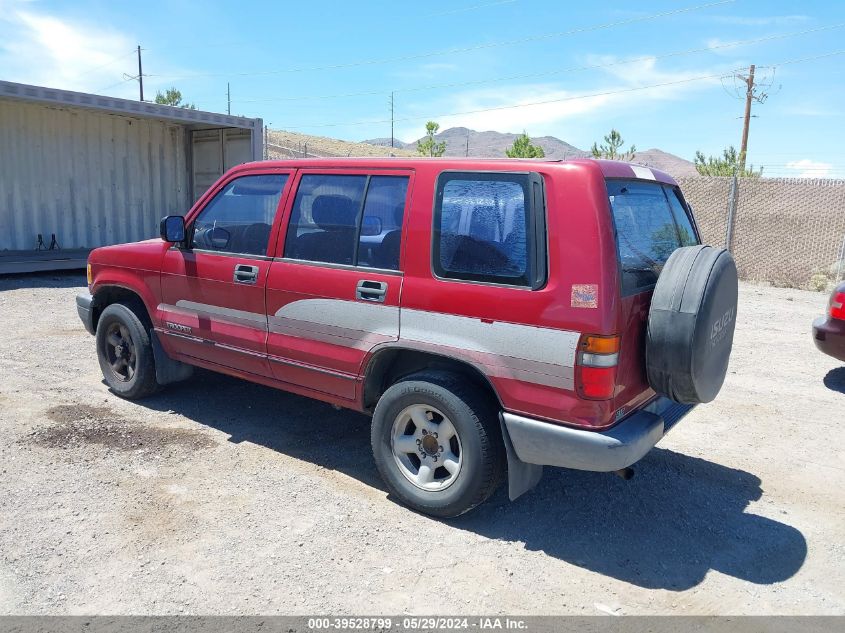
[646,245,738,404]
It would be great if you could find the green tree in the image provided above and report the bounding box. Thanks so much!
[154,87,196,110]
[417,121,446,157]
[591,128,636,161]
[694,146,762,177]
[506,132,545,158]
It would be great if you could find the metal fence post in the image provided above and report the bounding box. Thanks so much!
[838,234,845,281]
[724,175,738,251]
[263,127,268,160]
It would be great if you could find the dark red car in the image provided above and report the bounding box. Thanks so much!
[813,282,845,362]
[76,158,738,517]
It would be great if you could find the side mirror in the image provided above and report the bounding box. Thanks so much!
[360,216,382,237]
[160,215,186,244]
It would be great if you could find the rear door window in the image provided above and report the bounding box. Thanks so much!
[283,174,409,270]
[356,176,409,271]
[607,180,699,295]
[283,174,367,266]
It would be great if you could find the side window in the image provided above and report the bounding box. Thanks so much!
[192,174,287,256]
[357,176,409,271]
[283,174,409,270]
[665,187,699,247]
[607,179,684,295]
[433,172,544,287]
[283,175,366,266]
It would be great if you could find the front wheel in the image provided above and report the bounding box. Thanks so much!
[95,302,159,400]
[371,372,505,518]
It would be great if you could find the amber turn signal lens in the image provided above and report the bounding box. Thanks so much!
[581,335,620,354]
[87,264,92,285]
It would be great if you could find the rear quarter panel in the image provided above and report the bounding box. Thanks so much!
[397,161,622,427]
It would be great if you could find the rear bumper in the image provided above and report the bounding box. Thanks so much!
[813,316,845,362]
[503,397,695,472]
[76,290,95,335]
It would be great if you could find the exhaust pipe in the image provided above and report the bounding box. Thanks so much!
[613,467,634,480]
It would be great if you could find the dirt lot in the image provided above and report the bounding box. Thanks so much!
[0,274,843,615]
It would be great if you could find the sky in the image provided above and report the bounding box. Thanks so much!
[1,0,844,178]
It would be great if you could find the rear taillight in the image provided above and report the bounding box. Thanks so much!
[830,292,845,321]
[576,335,620,400]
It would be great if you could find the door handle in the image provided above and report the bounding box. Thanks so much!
[233,264,259,284]
[356,279,387,303]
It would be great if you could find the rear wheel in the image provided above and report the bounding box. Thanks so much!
[95,302,159,400]
[371,372,505,517]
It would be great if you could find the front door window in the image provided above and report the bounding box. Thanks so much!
[192,174,288,257]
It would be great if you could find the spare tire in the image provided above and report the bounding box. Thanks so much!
[646,245,738,404]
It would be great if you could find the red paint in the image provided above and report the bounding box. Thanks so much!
[87,157,691,430]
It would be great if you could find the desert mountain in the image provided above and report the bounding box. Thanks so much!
[365,127,697,177]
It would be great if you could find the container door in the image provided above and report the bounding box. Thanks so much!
[191,129,256,201]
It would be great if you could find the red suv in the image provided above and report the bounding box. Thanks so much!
[76,158,738,517]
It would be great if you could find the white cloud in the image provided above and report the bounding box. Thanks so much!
[703,37,750,57]
[783,104,843,118]
[0,1,137,96]
[400,83,612,137]
[584,55,725,96]
[785,159,833,178]
[397,55,729,140]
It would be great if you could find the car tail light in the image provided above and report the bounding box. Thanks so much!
[576,335,620,399]
[830,292,845,321]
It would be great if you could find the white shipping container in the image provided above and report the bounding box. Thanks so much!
[0,81,262,269]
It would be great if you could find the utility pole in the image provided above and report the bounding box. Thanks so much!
[227,82,231,115]
[465,133,469,157]
[136,45,144,101]
[389,92,394,148]
[738,64,755,173]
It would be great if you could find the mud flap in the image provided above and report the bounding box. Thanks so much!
[150,330,194,385]
[499,414,543,500]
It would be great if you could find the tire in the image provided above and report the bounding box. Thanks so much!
[95,302,159,400]
[371,371,506,518]
[646,245,738,404]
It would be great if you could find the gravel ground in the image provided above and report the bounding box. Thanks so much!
[0,273,843,616]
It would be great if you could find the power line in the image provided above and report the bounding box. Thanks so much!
[277,49,845,131]
[139,2,520,55]
[422,0,517,18]
[75,49,137,79]
[95,76,137,93]
[284,73,731,130]
[228,23,844,105]
[146,0,735,79]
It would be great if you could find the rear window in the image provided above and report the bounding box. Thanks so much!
[607,180,699,295]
